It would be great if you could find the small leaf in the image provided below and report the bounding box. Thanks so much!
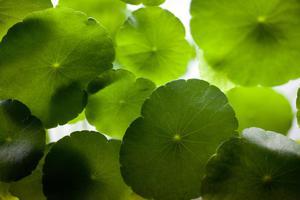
[202,128,300,200]
[85,69,155,139]
[227,87,293,134]
[120,79,238,200]
[0,8,115,128]
[116,7,193,85]
[58,0,127,37]
[191,0,300,86]
[42,131,130,200]
[0,100,45,182]
[0,0,52,39]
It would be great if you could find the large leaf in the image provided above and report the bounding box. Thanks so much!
[0,100,45,182]
[120,79,238,200]
[202,128,300,200]
[58,0,127,37]
[191,0,300,86]
[116,7,193,85]
[42,131,130,200]
[0,8,115,128]
[0,0,52,40]
[10,145,52,200]
[121,0,165,6]
[86,69,155,139]
[227,87,292,134]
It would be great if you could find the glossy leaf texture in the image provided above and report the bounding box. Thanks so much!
[0,100,45,182]
[121,0,165,6]
[116,7,193,85]
[120,79,238,200]
[227,87,292,134]
[0,8,115,128]
[0,0,52,40]
[9,145,52,200]
[86,69,156,139]
[42,131,130,200]
[191,0,300,86]
[202,128,300,200]
[58,0,127,38]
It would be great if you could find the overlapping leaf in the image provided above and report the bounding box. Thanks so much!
[116,7,193,85]
[0,8,115,128]
[202,128,300,200]
[121,0,165,6]
[43,131,130,200]
[0,100,45,182]
[86,69,155,139]
[227,87,292,134]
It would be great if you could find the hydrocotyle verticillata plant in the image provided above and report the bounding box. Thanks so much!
[1,0,300,200]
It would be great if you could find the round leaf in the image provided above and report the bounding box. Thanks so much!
[120,79,238,200]
[227,87,292,134]
[43,131,130,200]
[0,100,45,182]
[191,0,300,86]
[121,0,165,6]
[202,128,300,200]
[116,7,193,85]
[0,0,52,39]
[85,69,155,139]
[58,0,127,37]
[0,8,115,128]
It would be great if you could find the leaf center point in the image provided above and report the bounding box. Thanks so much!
[173,134,181,142]
[257,16,267,23]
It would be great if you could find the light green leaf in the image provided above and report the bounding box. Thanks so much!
[121,0,165,6]
[42,131,130,200]
[86,69,155,139]
[9,145,52,200]
[191,0,300,86]
[202,128,300,200]
[227,87,293,134]
[0,100,45,182]
[0,0,52,40]
[0,8,115,128]
[120,79,238,200]
[58,0,127,37]
[116,7,193,85]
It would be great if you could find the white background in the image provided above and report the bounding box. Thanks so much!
[49,0,300,141]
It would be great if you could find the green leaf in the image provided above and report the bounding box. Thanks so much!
[0,8,115,128]
[202,128,300,200]
[85,69,155,139]
[0,100,45,182]
[42,131,130,200]
[0,0,52,40]
[227,87,293,134]
[120,79,238,200]
[9,144,52,200]
[191,0,300,86]
[58,0,127,37]
[116,7,193,85]
[121,0,165,6]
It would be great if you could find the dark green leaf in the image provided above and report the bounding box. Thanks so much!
[202,128,300,200]
[0,100,45,182]
[43,131,130,200]
[120,79,238,200]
